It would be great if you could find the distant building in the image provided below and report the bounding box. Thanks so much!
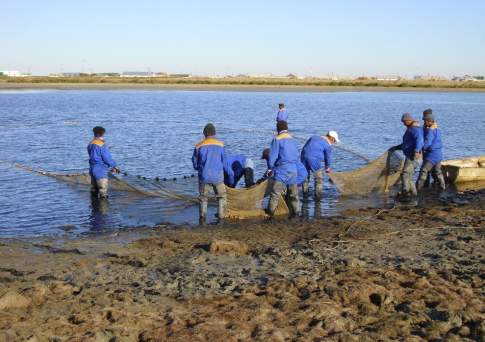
[376,75,402,81]
[121,71,155,77]
[168,73,191,78]
[95,73,120,77]
[414,75,447,81]
[0,70,21,77]
[61,72,81,77]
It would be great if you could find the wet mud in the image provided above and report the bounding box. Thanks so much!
[0,190,484,341]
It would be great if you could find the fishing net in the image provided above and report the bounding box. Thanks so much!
[329,151,403,195]
[226,180,289,219]
[14,164,289,219]
[13,151,400,220]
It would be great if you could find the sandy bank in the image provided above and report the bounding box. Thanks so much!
[2,82,485,93]
[0,190,484,341]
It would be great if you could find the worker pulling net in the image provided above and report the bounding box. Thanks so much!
[13,163,288,218]
[329,150,403,195]
[13,150,400,220]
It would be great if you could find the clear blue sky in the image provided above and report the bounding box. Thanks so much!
[2,0,484,77]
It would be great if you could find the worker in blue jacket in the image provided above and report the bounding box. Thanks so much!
[87,126,119,199]
[416,111,446,191]
[276,103,288,122]
[259,148,308,186]
[267,121,300,218]
[192,123,226,225]
[223,153,255,188]
[389,113,424,199]
[301,131,340,199]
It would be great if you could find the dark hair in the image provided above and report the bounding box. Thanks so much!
[276,120,288,133]
[423,108,433,116]
[278,103,285,109]
[261,148,270,160]
[93,126,106,137]
[203,123,216,137]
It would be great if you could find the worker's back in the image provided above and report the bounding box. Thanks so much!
[301,135,332,172]
[192,137,225,184]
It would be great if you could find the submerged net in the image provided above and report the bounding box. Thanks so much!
[329,151,403,195]
[13,151,400,220]
[14,163,289,219]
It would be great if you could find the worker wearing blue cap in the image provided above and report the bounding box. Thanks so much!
[416,110,446,192]
[389,113,424,199]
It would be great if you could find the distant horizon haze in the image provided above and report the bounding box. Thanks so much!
[2,0,484,77]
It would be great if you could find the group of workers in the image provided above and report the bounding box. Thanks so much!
[87,104,444,225]
[389,108,445,201]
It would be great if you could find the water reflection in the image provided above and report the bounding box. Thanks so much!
[89,195,110,231]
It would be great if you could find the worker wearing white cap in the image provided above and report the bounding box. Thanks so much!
[300,130,340,199]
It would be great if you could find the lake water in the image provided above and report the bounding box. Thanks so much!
[1,89,484,237]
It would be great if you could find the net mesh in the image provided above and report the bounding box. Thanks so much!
[13,150,400,219]
[14,163,288,219]
[329,151,403,195]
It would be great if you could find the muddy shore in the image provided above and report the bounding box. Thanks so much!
[1,191,484,341]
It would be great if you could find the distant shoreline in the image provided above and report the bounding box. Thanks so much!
[1,81,485,93]
[0,77,485,93]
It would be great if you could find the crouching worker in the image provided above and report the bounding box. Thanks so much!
[87,126,119,199]
[267,121,300,218]
[223,153,255,188]
[192,123,227,225]
[389,113,424,200]
[416,112,446,192]
[301,131,339,199]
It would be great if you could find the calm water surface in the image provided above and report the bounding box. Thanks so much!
[1,89,484,237]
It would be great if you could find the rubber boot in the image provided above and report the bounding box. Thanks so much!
[217,198,225,224]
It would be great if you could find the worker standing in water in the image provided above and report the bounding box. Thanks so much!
[300,131,340,199]
[223,153,255,188]
[416,110,446,192]
[276,103,288,122]
[192,123,226,225]
[266,121,300,218]
[259,148,308,186]
[389,113,424,201]
[87,126,119,199]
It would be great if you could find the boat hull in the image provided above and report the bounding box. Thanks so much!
[442,156,485,183]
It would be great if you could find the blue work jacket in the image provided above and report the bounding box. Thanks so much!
[268,131,299,185]
[301,135,333,172]
[192,137,225,184]
[87,138,117,180]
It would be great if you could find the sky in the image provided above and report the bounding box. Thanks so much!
[2,0,485,77]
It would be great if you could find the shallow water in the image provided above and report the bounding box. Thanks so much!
[1,89,484,237]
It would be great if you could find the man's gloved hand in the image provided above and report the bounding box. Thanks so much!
[111,167,121,174]
[265,169,273,177]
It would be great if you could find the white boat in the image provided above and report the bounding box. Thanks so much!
[442,156,485,183]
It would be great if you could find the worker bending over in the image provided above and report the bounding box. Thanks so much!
[266,121,300,218]
[192,123,226,225]
[259,148,308,186]
[416,110,446,192]
[223,153,255,188]
[301,131,340,199]
[389,113,424,200]
[87,126,119,199]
